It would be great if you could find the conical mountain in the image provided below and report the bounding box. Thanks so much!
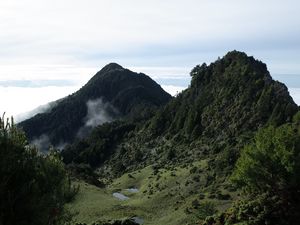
[19,63,172,148]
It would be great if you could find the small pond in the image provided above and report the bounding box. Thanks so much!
[112,192,129,200]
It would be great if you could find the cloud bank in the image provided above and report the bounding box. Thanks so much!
[0,86,80,120]
[84,98,117,128]
[31,134,51,153]
[16,100,58,123]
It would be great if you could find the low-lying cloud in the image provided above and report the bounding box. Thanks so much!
[25,98,119,152]
[85,98,116,127]
[31,134,51,153]
[16,101,58,123]
[0,86,80,120]
[77,98,119,138]
[0,79,76,88]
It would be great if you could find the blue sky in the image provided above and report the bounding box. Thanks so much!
[0,0,299,119]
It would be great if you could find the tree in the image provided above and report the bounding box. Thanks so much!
[232,125,300,194]
[0,114,77,225]
[231,123,300,224]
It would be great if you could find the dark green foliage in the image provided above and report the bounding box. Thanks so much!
[232,124,300,195]
[167,148,176,160]
[66,163,104,188]
[195,201,217,220]
[19,63,171,147]
[203,194,297,225]
[230,123,300,224]
[62,121,136,168]
[0,115,78,225]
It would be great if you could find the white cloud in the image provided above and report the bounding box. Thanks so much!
[16,101,58,123]
[84,98,117,128]
[31,134,51,152]
[77,98,119,138]
[0,64,98,82]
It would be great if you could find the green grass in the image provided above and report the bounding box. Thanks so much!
[67,161,235,225]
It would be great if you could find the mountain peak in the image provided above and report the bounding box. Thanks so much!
[19,64,171,147]
[224,50,248,59]
[221,50,267,70]
[152,51,297,138]
[100,63,124,73]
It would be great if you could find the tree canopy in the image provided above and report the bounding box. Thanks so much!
[232,123,300,196]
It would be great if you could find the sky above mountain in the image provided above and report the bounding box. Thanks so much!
[0,0,299,118]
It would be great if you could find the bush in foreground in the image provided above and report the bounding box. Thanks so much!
[202,117,300,225]
[0,115,78,225]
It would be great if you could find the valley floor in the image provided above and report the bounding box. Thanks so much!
[67,162,235,225]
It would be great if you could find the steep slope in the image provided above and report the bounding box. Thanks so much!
[19,63,171,147]
[151,51,296,135]
[149,51,297,149]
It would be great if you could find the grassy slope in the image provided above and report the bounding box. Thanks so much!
[68,161,237,225]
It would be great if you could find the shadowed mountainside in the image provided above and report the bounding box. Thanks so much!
[19,63,172,147]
